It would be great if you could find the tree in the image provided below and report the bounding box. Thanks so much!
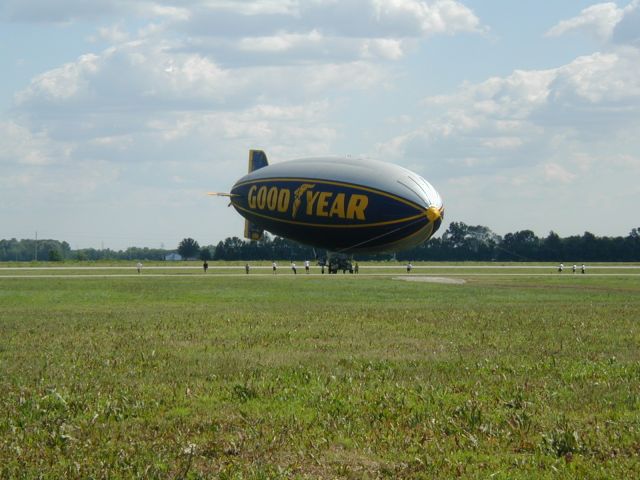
[442,222,469,250]
[226,236,246,260]
[199,246,212,261]
[177,238,200,259]
[437,222,500,260]
[213,241,226,260]
[499,230,540,260]
[542,231,562,260]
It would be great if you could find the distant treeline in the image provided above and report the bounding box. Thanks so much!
[211,223,640,262]
[395,223,640,262]
[0,239,179,262]
[2,223,639,262]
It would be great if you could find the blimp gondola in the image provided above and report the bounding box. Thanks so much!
[216,150,444,254]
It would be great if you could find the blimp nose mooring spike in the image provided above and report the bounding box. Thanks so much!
[426,206,442,223]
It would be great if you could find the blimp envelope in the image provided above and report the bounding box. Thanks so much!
[230,152,444,253]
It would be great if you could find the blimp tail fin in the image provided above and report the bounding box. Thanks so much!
[243,150,267,241]
[248,149,269,173]
[244,220,264,242]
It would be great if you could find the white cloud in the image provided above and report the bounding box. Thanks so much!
[375,44,640,234]
[175,0,483,40]
[196,0,298,16]
[237,30,323,53]
[548,49,640,104]
[91,23,130,44]
[15,53,100,105]
[545,2,624,41]
[145,4,190,21]
[361,38,405,60]
[2,0,486,90]
[612,0,640,45]
[16,39,389,119]
[543,163,576,183]
[4,1,640,244]
[481,137,523,149]
[2,0,483,39]
[0,121,62,166]
[4,2,403,230]
[546,0,639,44]
[164,0,484,68]
[369,0,483,36]
[371,38,640,236]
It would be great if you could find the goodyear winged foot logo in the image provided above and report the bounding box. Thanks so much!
[292,184,315,219]
[247,183,369,221]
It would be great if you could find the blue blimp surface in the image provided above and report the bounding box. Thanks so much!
[230,153,444,253]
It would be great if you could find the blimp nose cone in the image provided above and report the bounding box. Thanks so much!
[426,206,442,223]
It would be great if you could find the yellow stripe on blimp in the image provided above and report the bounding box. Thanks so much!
[233,177,425,212]
[231,203,427,229]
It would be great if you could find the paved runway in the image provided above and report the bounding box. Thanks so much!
[2,264,640,271]
[1,267,639,280]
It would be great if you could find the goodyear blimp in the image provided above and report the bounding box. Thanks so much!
[216,150,444,253]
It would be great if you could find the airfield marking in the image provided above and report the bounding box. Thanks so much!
[394,276,466,284]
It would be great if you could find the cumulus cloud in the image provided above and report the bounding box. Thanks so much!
[14,38,388,146]
[9,34,348,193]
[162,0,483,68]
[15,3,476,118]
[0,121,58,166]
[546,0,639,44]
[382,45,640,161]
[3,0,483,70]
[392,0,481,33]
[90,23,130,44]
[299,0,483,38]
[2,0,482,36]
[4,0,640,243]
[546,49,640,104]
[612,0,640,45]
[8,1,471,236]
[543,162,576,183]
[370,33,640,235]
[545,2,624,41]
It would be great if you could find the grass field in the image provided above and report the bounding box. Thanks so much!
[1,264,639,478]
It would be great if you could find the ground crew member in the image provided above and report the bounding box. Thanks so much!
[245,263,250,274]
[203,260,208,273]
[354,262,359,274]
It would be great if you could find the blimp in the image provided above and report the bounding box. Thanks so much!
[217,150,443,254]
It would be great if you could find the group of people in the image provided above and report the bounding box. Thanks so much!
[139,261,590,276]
[269,260,311,274]
[201,260,311,274]
[242,260,363,274]
[558,263,587,273]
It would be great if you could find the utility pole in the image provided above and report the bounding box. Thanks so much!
[35,231,38,262]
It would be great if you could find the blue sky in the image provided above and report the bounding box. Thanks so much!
[1,0,639,250]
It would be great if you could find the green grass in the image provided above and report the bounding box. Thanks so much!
[1,268,640,478]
